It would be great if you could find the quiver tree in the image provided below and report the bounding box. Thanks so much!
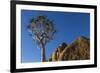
[28,15,56,62]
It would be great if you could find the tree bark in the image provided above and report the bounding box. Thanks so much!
[41,43,46,62]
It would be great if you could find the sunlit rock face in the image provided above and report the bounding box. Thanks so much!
[48,36,90,62]
[48,42,67,61]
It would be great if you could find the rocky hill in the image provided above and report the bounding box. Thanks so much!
[48,36,90,61]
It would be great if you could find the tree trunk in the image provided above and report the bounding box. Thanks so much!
[41,43,46,62]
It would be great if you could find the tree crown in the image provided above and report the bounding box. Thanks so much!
[28,15,56,47]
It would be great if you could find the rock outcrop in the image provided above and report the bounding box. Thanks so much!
[48,43,67,61]
[48,36,90,61]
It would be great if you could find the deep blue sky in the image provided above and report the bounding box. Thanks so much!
[21,10,90,63]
